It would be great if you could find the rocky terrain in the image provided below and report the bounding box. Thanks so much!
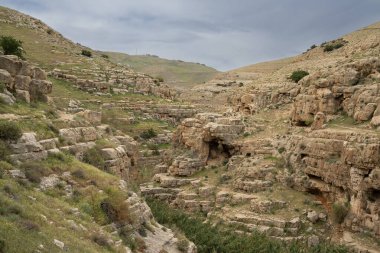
[142,22,380,253]
[0,4,380,253]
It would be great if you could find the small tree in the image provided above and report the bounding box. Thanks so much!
[290,70,309,83]
[81,49,92,57]
[0,36,25,59]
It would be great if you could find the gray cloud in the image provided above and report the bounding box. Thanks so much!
[1,0,380,70]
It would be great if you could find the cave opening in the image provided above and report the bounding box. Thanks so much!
[207,139,233,163]
[368,188,380,202]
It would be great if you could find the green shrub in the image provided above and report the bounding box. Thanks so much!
[0,83,5,93]
[46,108,58,119]
[81,49,92,57]
[21,161,51,184]
[0,239,6,253]
[91,234,110,248]
[19,219,40,231]
[101,54,109,59]
[0,36,24,59]
[0,121,22,141]
[140,128,157,139]
[83,147,105,169]
[138,226,147,237]
[322,39,347,52]
[290,70,309,83]
[72,169,86,179]
[177,239,189,252]
[332,202,349,224]
[0,140,10,161]
[100,188,132,225]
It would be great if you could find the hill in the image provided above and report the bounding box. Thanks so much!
[1,4,380,253]
[103,52,219,88]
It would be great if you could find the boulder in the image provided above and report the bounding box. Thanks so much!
[0,92,15,104]
[0,69,13,88]
[40,174,61,190]
[0,55,22,76]
[14,75,31,90]
[15,89,30,103]
[307,211,319,223]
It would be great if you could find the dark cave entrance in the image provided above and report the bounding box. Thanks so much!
[368,188,380,202]
[207,140,233,162]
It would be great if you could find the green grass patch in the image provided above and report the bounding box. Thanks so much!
[147,198,348,253]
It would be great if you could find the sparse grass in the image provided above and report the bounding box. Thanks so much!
[140,128,157,139]
[332,202,349,224]
[147,198,348,253]
[104,52,218,88]
[82,147,105,170]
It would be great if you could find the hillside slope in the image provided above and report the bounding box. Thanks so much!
[103,52,219,89]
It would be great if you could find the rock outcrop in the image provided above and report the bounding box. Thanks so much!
[291,57,380,126]
[283,129,380,235]
[174,113,245,163]
[0,55,52,103]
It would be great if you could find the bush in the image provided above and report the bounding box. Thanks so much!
[290,70,309,83]
[72,169,86,179]
[100,188,132,225]
[0,239,6,253]
[0,160,12,170]
[91,234,110,248]
[83,147,105,169]
[81,49,92,57]
[0,83,5,93]
[177,239,189,252]
[0,121,22,141]
[140,128,157,140]
[332,202,349,224]
[0,140,10,161]
[101,54,109,59]
[0,36,24,59]
[22,161,51,184]
[19,219,40,231]
[322,39,347,52]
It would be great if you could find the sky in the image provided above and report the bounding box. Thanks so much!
[1,0,380,71]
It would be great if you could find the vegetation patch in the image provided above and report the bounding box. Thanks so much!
[147,198,348,253]
[0,35,24,59]
[290,70,309,83]
[140,128,157,140]
[0,120,22,141]
[332,201,349,224]
[321,39,348,52]
[81,49,92,57]
[82,147,105,170]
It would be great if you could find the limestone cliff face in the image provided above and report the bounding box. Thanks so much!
[0,55,52,103]
[173,113,245,163]
[281,129,380,235]
[291,58,380,126]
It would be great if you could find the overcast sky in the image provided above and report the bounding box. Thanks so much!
[1,0,380,71]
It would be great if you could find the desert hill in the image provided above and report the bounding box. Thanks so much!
[103,52,218,89]
[0,4,380,253]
